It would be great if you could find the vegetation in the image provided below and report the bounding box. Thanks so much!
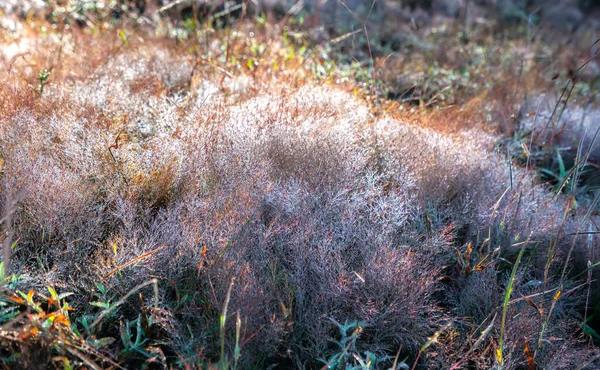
[0,0,599,368]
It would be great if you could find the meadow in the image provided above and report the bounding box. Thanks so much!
[0,1,599,369]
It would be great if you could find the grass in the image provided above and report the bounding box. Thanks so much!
[0,0,599,369]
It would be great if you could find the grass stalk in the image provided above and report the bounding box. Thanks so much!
[220,277,235,370]
[233,311,241,370]
[498,234,531,369]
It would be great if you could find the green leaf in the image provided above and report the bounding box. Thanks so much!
[556,148,566,178]
[63,357,73,370]
[90,301,111,309]
[58,292,74,300]
[584,323,600,339]
[89,337,115,349]
[47,286,58,301]
[539,168,559,179]
[119,29,128,47]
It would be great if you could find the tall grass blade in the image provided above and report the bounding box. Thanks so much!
[220,277,235,370]
[498,235,530,369]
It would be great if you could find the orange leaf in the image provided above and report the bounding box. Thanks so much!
[8,296,26,305]
[109,132,121,150]
[525,343,535,370]
[54,314,71,327]
[465,242,472,261]
[47,297,58,308]
[21,327,38,340]
[495,347,503,366]
[553,290,561,301]
[27,290,34,302]
[474,261,492,271]
[197,245,208,272]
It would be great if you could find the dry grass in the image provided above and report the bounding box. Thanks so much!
[0,2,599,369]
